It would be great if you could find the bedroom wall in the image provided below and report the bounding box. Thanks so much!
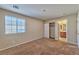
[0,9,44,51]
[44,14,77,45]
[67,14,77,44]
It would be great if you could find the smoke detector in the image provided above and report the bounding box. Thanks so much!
[42,9,46,12]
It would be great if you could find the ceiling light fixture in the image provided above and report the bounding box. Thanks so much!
[12,5,19,9]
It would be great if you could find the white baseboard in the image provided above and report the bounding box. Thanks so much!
[0,38,42,51]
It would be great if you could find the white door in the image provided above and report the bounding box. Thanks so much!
[77,13,79,48]
[44,23,49,38]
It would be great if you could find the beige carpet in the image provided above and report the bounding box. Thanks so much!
[0,38,79,55]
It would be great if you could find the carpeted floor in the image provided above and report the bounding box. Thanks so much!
[0,38,79,55]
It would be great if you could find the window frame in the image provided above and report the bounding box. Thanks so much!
[5,15,25,34]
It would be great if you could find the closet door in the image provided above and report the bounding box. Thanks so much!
[44,23,49,38]
[49,22,55,39]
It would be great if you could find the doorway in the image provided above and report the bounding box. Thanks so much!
[57,20,67,42]
[49,22,55,39]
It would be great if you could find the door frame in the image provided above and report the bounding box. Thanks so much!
[57,19,68,42]
[49,22,55,39]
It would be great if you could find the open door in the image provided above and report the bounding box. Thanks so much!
[49,22,55,39]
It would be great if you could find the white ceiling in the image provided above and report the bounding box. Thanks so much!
[0,4,79,20]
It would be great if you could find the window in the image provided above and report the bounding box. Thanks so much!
[5,16,25,34]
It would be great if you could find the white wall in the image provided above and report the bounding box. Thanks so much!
[77,12,79,47]
[0,9,44,51]
[67,14,77,44]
